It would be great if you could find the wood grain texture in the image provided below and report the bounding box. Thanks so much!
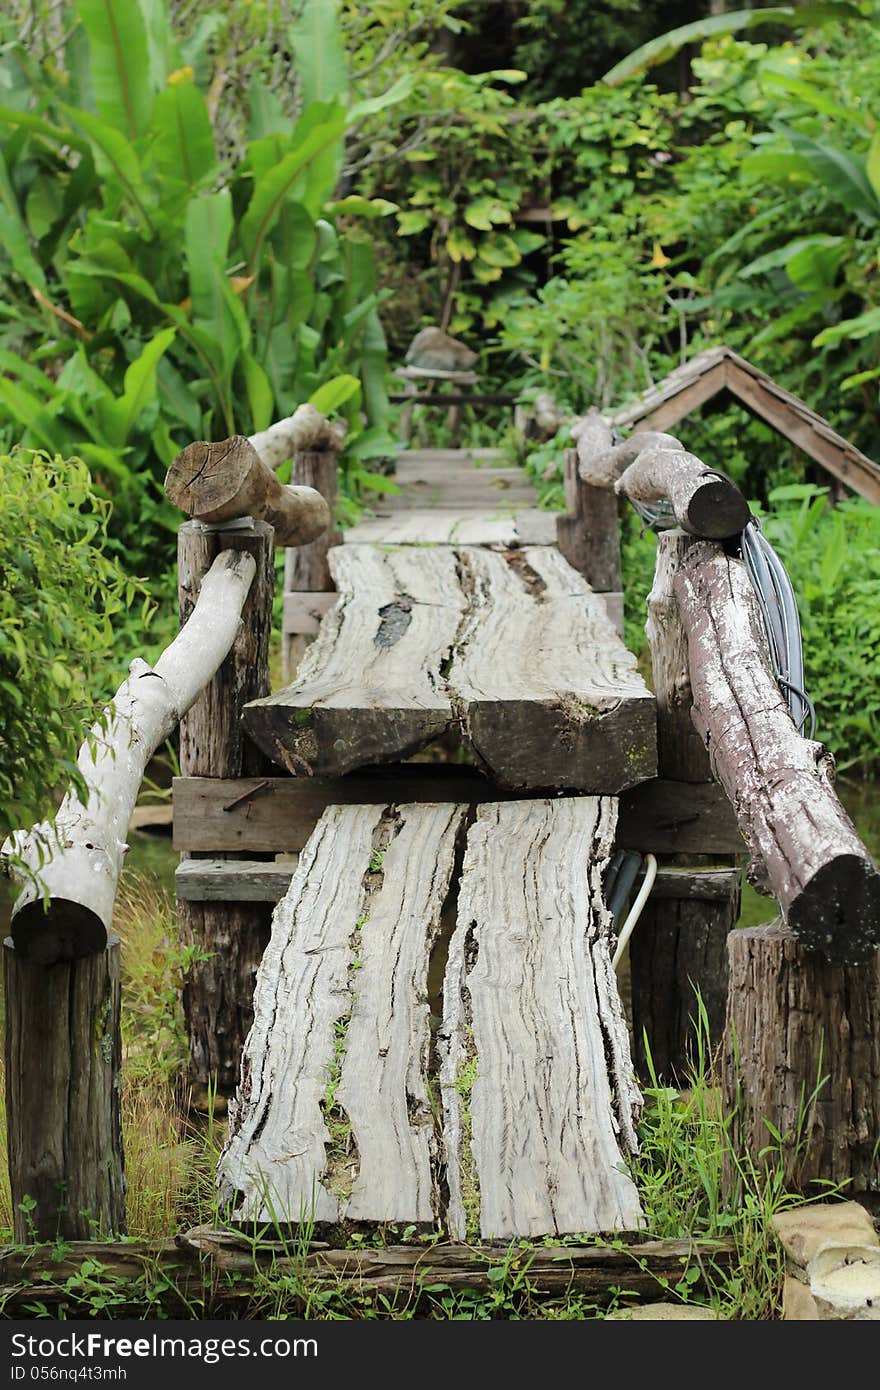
[344,509,556,546]
[556,447,623,592]
[675,543,880,962]
[175,860,300,903]
[723,923,880,1193]
[217,803,467,1226]
[172,774,744,856]
[244,546,464,776]
[282,448,343,681]
[646,530,711,781]
[4,939,124,1241]
[449,546,655,791]
[245,544,655,792]
[439,798,644,1241]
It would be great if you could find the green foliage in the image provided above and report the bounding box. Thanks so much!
[0,449,146,837]
[0,0,400,576]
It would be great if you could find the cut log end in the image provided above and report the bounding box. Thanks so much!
[682,475,751,540]
[788,855,880,964]
[165,438,253,514]
[10,900,107,964]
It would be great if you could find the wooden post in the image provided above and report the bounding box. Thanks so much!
[556,447,623,594]
[282,448,343,681]
[177,521,275,1097]
[629,530,741,1082]
[4,937,125,1241]
[723,924,880,1193]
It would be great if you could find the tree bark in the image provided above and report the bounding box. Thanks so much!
[177,522,274,1096]
[4,937,125,1241]
[282,449,343,681]
[165,436,329,547]
[615,443,749,540]
[674,542,880,963]
[723,923,880,1194]
[248,403,346,469]
[6,550,256,965]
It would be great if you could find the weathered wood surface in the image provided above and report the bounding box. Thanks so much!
[723,924,880,1193]
[0,1231,734,1311]
[282,591,337,636]
[675,543,880,963]
[246,546,465,777]
[177,523,274,1095]
[175,859,299,902]
[4,937,124,1241]
[173,773,744,856]
[440,798,643,1242]
[646,530,711,781]
[344,508,556,546]
[244,544,655,792]
[449,547,655,790]
[384,451,537,511]
[217,803,466,1225]
[5,550,256,965]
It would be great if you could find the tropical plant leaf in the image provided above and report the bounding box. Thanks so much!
[814,307,880,346]
[97,327,176,444]
[76,0,154,138]
[601,6,863,86]
[0,152,47,292]
[63,106,155,231]
[240,109,347,270]
[241,350,273,432]
[783,127,879,224]
[868,131,880,203]
[151,79,216,190]
[290,0,348,107]
[309,374,360,415]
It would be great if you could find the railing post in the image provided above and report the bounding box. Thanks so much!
[176,519,275,1100]
[282,444,343,682]
[556,447,624,632]
[4,937,125,1240]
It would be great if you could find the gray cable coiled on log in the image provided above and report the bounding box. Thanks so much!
[740,517,816,739]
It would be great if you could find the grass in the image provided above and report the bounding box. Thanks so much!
[0,869,852,1320]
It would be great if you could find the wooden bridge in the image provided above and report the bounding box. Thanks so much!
[4,393,880,1263]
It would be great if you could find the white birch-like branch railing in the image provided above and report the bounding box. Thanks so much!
[5,549,257,967]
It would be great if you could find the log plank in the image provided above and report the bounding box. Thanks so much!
[217,803,467,1226]
[344,509,556,546]
[440,798,644,1241]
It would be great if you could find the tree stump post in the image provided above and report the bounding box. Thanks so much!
[4,937,125,1241]
[630,529,741,1082]
[723,923,880,1194]
[177,520,275,1099]
[282,446,343,681]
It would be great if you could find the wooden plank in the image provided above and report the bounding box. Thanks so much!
[175,859,298,902]
[344,509,557,546]
[388,392,517,407]
[247,544,655,791]
[439,798,643,1241]
[217,802,467,1225]
[395,366,478,384]
[449,546,656,791]
[337,803,466,1223]
[649,866,741,901]
[173,774,744,855]
[244,547,464,777]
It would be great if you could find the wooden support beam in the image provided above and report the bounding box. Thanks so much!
[5,549,257,965]
[675,543,880,963]
[165,435,330,547]
[646,531,711,782]
[556,444,622,592]
[172,773,745,857]
[4,938,125,1241]
[0,1231,735,1312]
[723,923,880,1193]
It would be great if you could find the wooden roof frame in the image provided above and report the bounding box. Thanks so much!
[611,345,880,506]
